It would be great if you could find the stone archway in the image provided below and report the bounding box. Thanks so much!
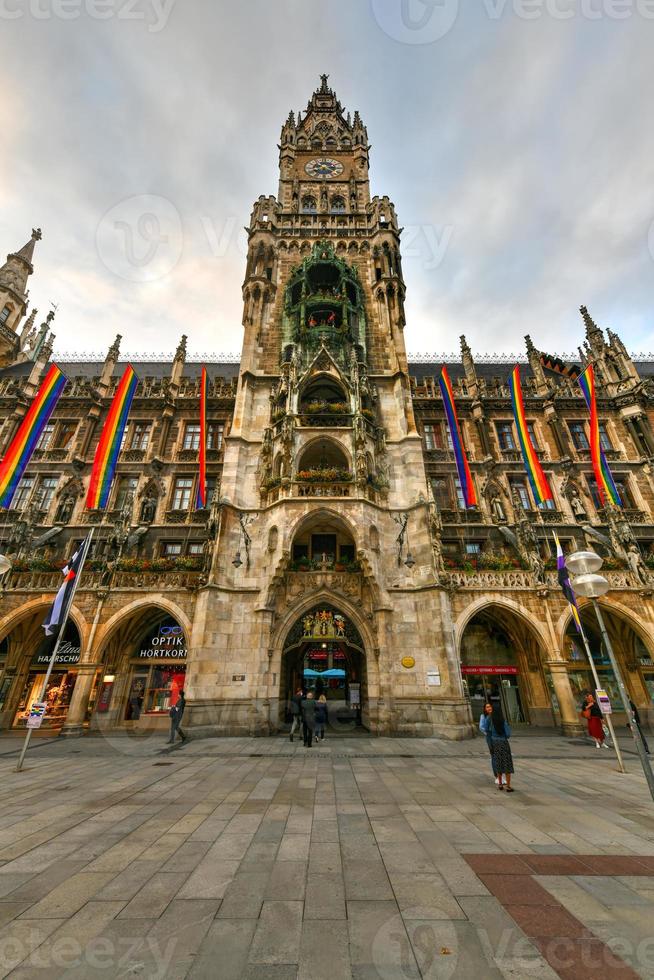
[457,601,553,728]
[272,591,381,735]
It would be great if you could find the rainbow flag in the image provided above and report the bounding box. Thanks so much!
[509,365,553,505]
[86,365,139,510]
[0,364,67,509]
[438,366,477,507]
[196,366,208,509]
[577,365,621,507]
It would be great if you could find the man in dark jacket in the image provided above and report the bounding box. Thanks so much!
[289,687,303,742]
[168,690,187,744]
[301,691,316,748]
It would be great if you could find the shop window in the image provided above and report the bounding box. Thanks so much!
[36,423,55,452]
[129,423,150,451]
[114,475,138,510]
[496,422,516,451]
[208,423,224,450]
[12,475,34,510]
[54,422,77,450]
[171,477,193,510]
[568,421,589,451]
[162,541,182,557]
[183,423,201,451]
[37,476,59,511]
[599,422,612,452]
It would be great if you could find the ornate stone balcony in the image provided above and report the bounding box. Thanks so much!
[296,481,353,498]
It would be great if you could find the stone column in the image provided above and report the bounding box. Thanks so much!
[59,664,99,736]
[546,661,583,736]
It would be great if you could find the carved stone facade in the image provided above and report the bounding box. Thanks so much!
[1,78,653,738]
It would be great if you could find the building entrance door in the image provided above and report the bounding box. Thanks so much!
[462,666,526,725]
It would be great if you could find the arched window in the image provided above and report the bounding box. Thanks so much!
[0,305,11,325]
[301,196,317,214]
[330,196,346,213]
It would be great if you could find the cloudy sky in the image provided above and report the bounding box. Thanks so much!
[1,0,653,359]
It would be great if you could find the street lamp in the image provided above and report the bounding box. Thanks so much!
[567,549,654,802]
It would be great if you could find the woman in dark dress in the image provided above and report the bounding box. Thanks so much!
[489,705,514,792]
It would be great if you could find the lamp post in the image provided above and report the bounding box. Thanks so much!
[567,550,654,803]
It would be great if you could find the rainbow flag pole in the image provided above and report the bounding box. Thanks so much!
[509,365,553,506]
[577,365,621,507]
[438,365,477,508]
[0,364,67,509]
[86,365,139,510]
[196,367,208,509]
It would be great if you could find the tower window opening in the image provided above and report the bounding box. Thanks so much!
[0,305,11,324]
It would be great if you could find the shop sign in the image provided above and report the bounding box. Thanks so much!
[139,624,187,660]
[426,669,441,687]
[596,689,612,714]
[27,701,47,728]
[461,665,518,675]
[32,641,80,667]
[349,683,360,706]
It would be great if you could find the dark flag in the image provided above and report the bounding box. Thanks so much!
[43,535,92,637]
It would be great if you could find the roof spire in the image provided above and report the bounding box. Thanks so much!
[319,73,330,94]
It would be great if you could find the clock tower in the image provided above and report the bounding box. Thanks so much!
[186,77,470,740]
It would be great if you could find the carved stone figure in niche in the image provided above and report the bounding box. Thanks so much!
[55,495,75,525]
[626,544,651,586]
[490,495,506,523]
[353,415,366,446]
[570,488,586,519]
[355,449,368,483]
[140,495,157,524]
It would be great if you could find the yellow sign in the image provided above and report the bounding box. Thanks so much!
[401,656,416,669]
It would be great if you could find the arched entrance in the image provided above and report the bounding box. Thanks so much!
[459,604,550,727]
[0,606,85,731]
[280,605,368,733]
[94,603,190,731]
[563,603,654,724]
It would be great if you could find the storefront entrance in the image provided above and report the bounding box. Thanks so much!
[460,609,532,726]
[122,617,187,726]
[280,606,367,732]
[12,621,81,730]
[462,666,526,725]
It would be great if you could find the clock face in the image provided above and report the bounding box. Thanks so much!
[305,157,344,179]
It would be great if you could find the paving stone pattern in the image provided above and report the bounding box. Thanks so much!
[0,733,652,978]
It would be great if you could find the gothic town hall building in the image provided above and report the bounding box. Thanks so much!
[1,78,653,740]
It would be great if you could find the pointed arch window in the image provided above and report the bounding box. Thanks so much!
[0,306,11,324]
[330,196,346,213]
[301,196,317,214]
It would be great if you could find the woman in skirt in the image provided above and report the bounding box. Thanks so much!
[581,692,606,749]
[489,705,514,792]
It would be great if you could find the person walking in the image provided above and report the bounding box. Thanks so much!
[315,694,328,742]
[581,692,606,749]
[289,686,303,743]
[479,703,499,784]
[629,698,650,755]
[489,704,514,792]
[168,689,187,744]
[301,691,316,748]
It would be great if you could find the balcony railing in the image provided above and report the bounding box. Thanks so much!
[298,411,352,428]
[296,481,353,498]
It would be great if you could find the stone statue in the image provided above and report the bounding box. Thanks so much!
[626,544,651,586]
[140,495,157,524]
[490,495,506,523]
[570,488,586,518]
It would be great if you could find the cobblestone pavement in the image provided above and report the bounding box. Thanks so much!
[0,732,653,979]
